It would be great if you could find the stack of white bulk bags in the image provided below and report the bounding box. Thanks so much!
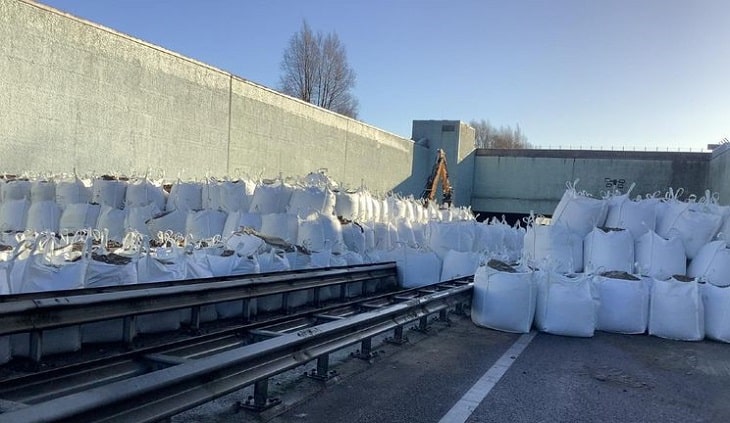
[593,272,649,334]
[551,179,607,237]
[648,276,704,341]
[688,241,730,287]
[701,284,730,343]
[289,185,335,217]
[474,217,506,256]
[428,221,476,261]
[126,177,167,211]
[535,271,596,337]
[583,227,634,274]
[656,191,722,260]
[523,221,582,273]
[634,231,686,280]
[471,261,536,333]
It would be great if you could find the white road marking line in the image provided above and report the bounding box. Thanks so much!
[438,331,537,423]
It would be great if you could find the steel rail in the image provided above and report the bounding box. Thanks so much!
[0,282,472,423]
[0,262,397,335]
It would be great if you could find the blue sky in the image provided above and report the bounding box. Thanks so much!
[39,0,730,151]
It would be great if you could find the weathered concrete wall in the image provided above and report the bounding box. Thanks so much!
[472,149,712,215]
[709,144,730,204]
[0,0,424,196]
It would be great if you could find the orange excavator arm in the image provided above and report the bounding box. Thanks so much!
[422,149,453,208]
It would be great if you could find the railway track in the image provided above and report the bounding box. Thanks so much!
[0,263,473,422]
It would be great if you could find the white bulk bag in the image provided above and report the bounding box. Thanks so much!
[535,271,596,337]
[688,240,730,287]
[440,250,480,281]
[186,209,227,241]
[30,180,56,203]
[201,179,223,211]
[372,222,397,251]
[657,196,722,259]
[523,222,583,273]
[124,203,161,237]
[394,219,418,247]
[701,283,730,343]
[20,235,89,293]
[289,186,335,216]
[258,249,291,273]
[593,273,649,334]
[26,200,61,233]
[225,232,265,258]
[92,177,127,209]
[55,176,92,209]
[209,179,252,213]
[1,179,31,201]
[372,197,384,223]
[649,277,704,341]
[319,214,344,253]
[135,240,185,334]
[471,264,536,333]
[551,180,607,237]
[260,213,298,244]
[341,251,365,265]
[5,238,35,294]
[0,199,30,232]
[635,231,686,280]
[387,196,407,222]
[604,195,656,239]
[385,246,442,288]
[361,222,376,252]
[342,222,366,253]
[96,206,126,242]
[222,211,262,236]
[297,214,326,252]
[357,190,373,222]
[583,227,634,274]
[249,180,293,214]
[183,248,215,279]
[125,178,166,210]
[82,249,139,343]
[166,181,202,212]
[474,218,506,255]
[146,209,188,236]
[428,221,476,260]
[334,190,360,220]
[59,203,101,234]
[411,221,428,247]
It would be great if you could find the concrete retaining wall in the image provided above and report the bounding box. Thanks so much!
[472,149,713,215]
[0,0,425,195]
[709,144,730,204]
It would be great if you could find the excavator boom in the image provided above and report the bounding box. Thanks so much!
[422,149,453,208]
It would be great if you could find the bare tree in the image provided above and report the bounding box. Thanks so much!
[470,119,531,149]
[279,21,359,118]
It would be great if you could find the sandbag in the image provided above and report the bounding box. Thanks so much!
[648,277,704,341]
[125,178,166,210]
[523,222,582,273]
[551,180,607,237]
[124,203,161,237]
[471,263,535,333]
[634,231,686,280]
[1,179,31,201]
[289,186,336,216]
[535,271,596,337]
[186,209,227,241]
[96,206,126,242]
[146,209,188,236]
[0,199,30,232]
[604,194,656,239]
[166,181,202,212]
[55,176,92,209]
[92,177,127,209]
[334,190,360,220]
[26,200,61,233]
[59,203,100,234]
[30,180,56,203]
[260,213,298,244]
[440,250,480,281]
[583,227,634,274]
[688,240,730,287]
[249,180,293,214]
[701,283,730,343]
[593,273,649,334]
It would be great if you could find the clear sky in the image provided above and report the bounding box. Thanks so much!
[38,0,730,151]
